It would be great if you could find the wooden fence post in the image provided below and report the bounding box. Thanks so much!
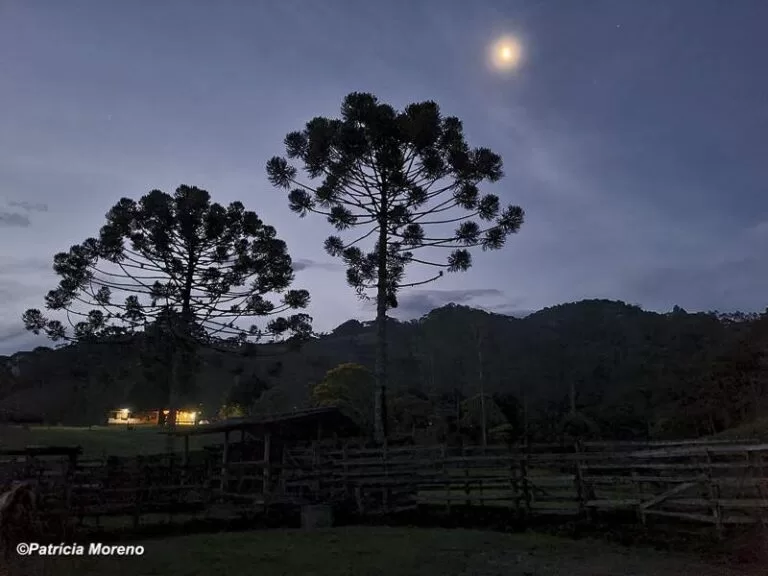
[355,485,364,515]
[205,450,214,507]
[632,469,645,525]
[221,429,230,499]
[181,434,189,487]
[64,450,78,540]
[312,442,320,502]
[383,441,389,512]
[441,443,450,513]
[520,451,531,518]
[749,451,767,528]
[510,449,520,517]
[279,448,288,497]
[463,445,471,507]
[704,449,723,540]
[342,444,349,499]
[263,432,272,498]
[573,439,592,523]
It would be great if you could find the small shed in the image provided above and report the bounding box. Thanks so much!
[167,407,361,501]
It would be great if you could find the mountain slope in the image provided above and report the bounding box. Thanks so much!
[1,300,764,440]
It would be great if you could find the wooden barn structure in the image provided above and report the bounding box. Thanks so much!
[167,407,362,507]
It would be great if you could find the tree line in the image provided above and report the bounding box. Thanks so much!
[7,298,768,444]
[300,303,768,443]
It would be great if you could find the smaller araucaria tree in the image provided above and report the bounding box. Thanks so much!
[23,185,311,430]
[267,92,524,441]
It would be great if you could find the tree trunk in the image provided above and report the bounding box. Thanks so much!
[374,219,389,444]
[751,378,760,420]
[476,325,487,448]
[168,245,197,452]
[522,392,529,445]
[165,347,179,454]
[429,353,436,397]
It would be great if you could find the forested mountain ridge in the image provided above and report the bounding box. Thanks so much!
[2,299,766,441]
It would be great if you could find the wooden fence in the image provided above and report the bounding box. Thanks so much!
[4,439,768,538]
[282,439,768,534]
[0,448,211,534]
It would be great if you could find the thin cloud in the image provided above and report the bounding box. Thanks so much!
[0,326,29,344]
[0,324,48,355]
[474,298,534,318]
[292,258,339,272]
[0,256,52,274]
[621,222,768,313]
[8,200,48,212]
[0,212,31,227]
[0,279,27,301]
[395,288,509,317]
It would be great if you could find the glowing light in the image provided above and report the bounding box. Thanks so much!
[489,36,523,72]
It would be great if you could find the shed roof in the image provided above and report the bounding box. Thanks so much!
[164,406,359,437]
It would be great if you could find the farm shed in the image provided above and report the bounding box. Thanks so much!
[167,407,361,504]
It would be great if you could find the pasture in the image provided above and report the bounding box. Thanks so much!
[22,527,756,576]
[0,425,216,457]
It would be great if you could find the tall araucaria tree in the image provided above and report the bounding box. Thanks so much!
[22,185,311,433]
[267,92,524,442]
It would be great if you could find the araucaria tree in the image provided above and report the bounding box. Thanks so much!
[23,185,311,430]
[267,92,524,441]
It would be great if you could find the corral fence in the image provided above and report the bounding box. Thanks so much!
[283,438,768,536]
[3,439,768,538]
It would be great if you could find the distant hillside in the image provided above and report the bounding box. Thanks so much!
[2,299,767,440]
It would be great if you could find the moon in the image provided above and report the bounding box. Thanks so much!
[489,36,523,72]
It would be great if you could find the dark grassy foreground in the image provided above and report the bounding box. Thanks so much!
[10,526,760,576]
[0,425,216,456]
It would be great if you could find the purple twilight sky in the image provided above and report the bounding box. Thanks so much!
[1,0,767,353]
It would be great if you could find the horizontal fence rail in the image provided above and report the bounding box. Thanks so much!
[2,439,768,539]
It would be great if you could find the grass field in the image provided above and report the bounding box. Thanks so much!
[10,526,756,576]
[712,417,768,441]
[0,425,218,457]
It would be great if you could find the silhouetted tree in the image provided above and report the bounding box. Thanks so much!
[22,185,311,437]
[391,393,432,435]
[227,371,271,415]
[267,92,525,440]
[460,393,506,443]
[311,363,375,433]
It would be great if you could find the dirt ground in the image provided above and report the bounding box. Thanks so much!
[457,533,761,576]
[4,526,762,576]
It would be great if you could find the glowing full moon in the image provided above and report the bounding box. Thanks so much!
[489,36,523,72]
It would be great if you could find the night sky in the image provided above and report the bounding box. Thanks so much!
[1,0,767,353]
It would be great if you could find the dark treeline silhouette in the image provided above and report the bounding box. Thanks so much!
[4,299,768,442]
